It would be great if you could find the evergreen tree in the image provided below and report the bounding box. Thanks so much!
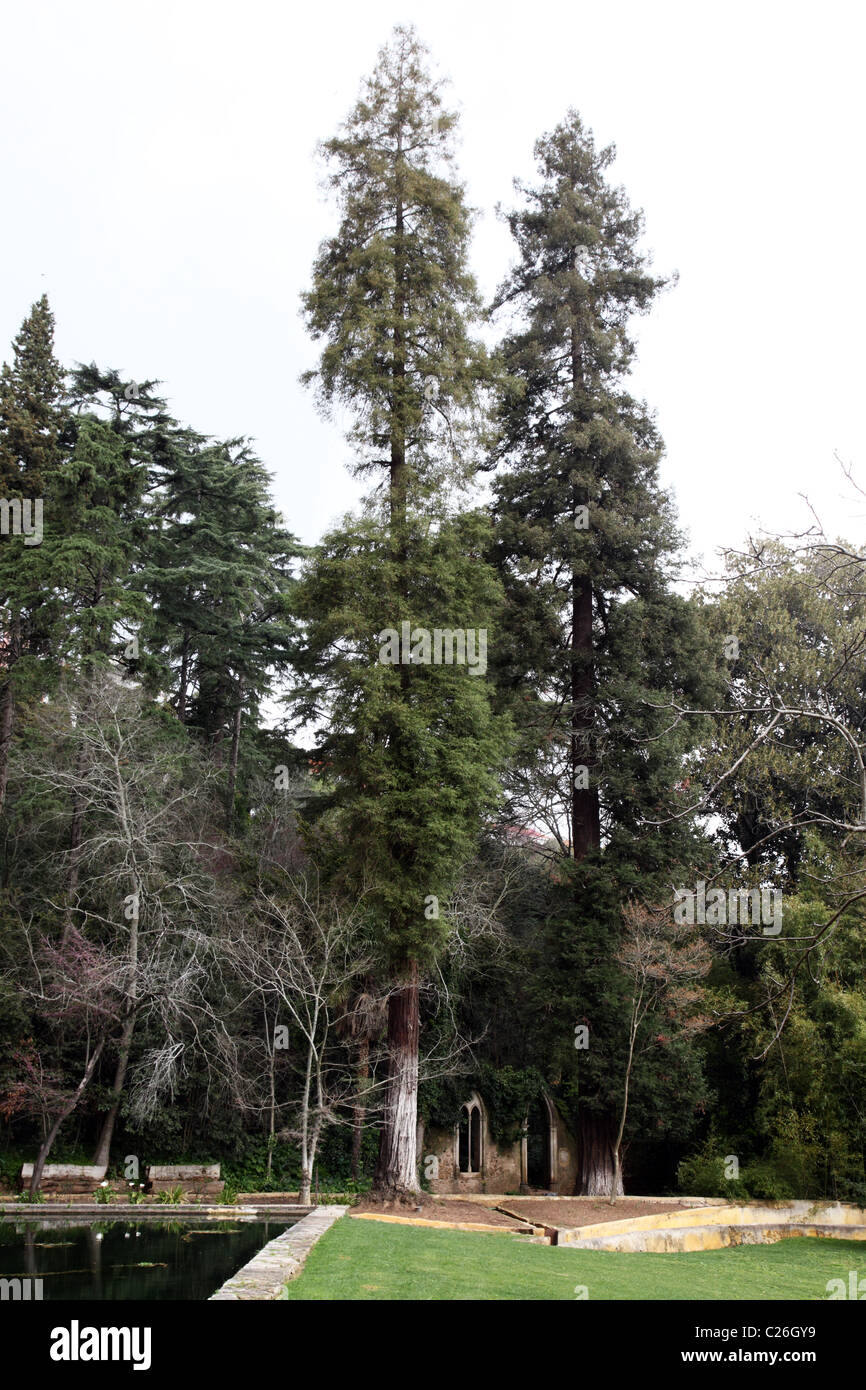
[0,297,67,812]
[34,411,150,931]
[298,24,509,1194]
[491,113,721,1190]
[140,432,300,819]
[0,296,65,498]
[42,415,148,666]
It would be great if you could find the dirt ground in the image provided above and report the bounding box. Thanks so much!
[497,1197,710,1229]
[350,1198,527,1228]
[350,1195,709,1230]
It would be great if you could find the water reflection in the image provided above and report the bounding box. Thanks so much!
[0,1219,290,1301]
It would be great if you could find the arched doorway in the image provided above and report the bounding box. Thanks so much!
[524,1094,554,1189]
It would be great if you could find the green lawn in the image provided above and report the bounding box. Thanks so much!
[284,1217,864,1300]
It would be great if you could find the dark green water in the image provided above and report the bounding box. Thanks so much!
[0,1218,291,1300]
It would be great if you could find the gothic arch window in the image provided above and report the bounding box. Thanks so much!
[456,1096,483,1175]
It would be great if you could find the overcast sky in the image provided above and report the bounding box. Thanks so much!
[2,0,863,575]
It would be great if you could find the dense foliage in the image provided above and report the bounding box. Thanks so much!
[1,27,863,1203]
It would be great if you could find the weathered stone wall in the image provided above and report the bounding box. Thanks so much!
[550,1107,579,1195]
[423,1123,522,1195]
[146,1164,224,1197]
[19,1164,106,1194]
[422,1094,578,1195]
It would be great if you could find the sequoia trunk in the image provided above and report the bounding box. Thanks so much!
[571,576,600,860]
[374,962,420,1195]
[570,318,600,863]
[578,1110,624,1197]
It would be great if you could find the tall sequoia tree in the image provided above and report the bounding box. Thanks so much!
[298,25,509,1195]
[491,113,719,1192]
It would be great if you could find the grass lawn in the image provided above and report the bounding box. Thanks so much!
[284,1217,864,1300]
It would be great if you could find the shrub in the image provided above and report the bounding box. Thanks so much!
[677,1143,750,1201]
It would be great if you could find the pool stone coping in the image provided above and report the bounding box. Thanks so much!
[209,1204,348,1300]
[0,1202,311,1221]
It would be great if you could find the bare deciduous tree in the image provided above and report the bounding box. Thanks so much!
[224,874,374,1204]
[609,902,711,1205]
[8,672,231,1187]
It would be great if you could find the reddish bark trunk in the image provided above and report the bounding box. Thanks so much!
[571,574,600,861]
[569,310,600,863]
[375,962,420,1195]
[578,1110,624,1197]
